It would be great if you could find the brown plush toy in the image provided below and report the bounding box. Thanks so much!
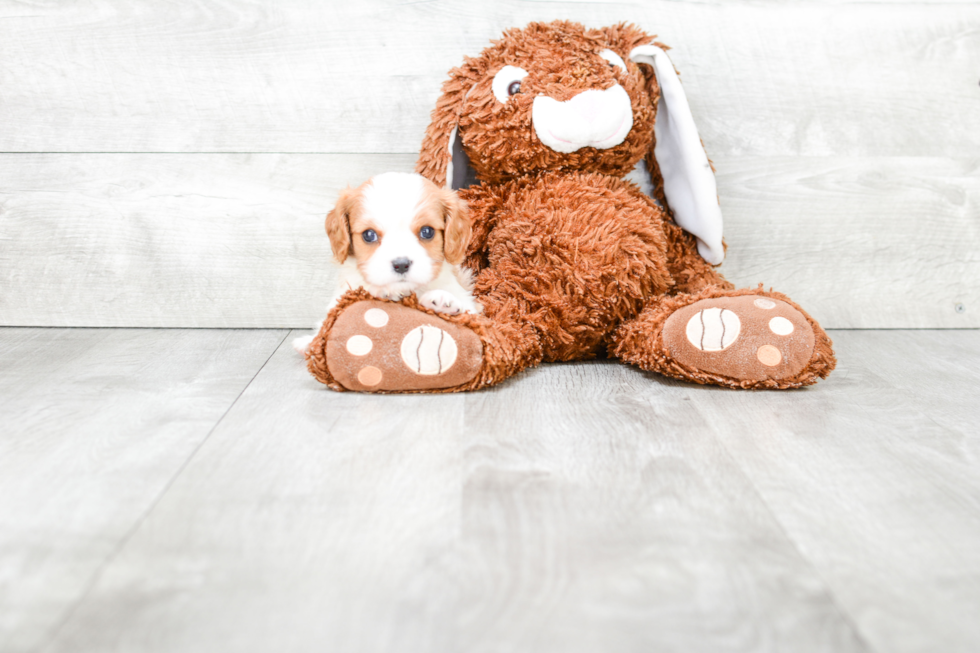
[306,20,835,392]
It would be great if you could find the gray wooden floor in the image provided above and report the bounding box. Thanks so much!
[2,327,979,653]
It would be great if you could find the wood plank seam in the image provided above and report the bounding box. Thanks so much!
[663,391,878,652]
[30,330,290,653]
[704,421,880,653]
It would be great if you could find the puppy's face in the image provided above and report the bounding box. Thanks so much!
[325,172,471,296]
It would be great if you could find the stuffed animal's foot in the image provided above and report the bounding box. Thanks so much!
[662,294,818,384]
[612,289,836,389]
[317,299,484,392]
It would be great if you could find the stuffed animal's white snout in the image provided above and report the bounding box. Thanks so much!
[532,85,633,153]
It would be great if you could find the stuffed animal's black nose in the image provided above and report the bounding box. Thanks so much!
[392,257,412,274]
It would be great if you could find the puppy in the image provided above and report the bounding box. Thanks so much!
[293,172,480,354]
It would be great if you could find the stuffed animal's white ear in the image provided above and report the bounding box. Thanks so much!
[446,126,478,191]
[630,45,724,265]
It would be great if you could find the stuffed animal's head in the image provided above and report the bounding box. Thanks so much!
[417,21,658,185]
[416,20,726,264]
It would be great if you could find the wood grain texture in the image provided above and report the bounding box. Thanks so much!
[448,363,865,653]
[0,153,413,328]
[37,330,868,653]
[2,327,978,652]
[1,153,976,328]
[716,157,980,329]
[698,329,980,653]
[0,1,977,156]
[0,327,285,653]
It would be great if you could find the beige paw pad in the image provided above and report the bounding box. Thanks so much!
[357,366,383,386]
[345,334,373,356]
[768,316,794,336]
[401,325,458,375]
[756,345,782,367]
[364,308,389,328]
[685,308,741,351]
[754,298,777,310]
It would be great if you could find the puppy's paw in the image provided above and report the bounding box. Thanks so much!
[419,289,464,315]
[292,334,315,354]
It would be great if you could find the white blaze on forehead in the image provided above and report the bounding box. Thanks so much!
[532,85,634,154]
[361,172,427,227]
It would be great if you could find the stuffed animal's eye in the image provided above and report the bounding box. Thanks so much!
[419,226,435,240]
[492,65,529,103]
[361,229,378,243]
[599,49,626,72]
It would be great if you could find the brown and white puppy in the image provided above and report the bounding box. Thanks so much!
[292,172,480,353]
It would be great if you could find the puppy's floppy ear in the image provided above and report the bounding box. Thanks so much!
[416,61,481,191]
[630,44,725,266]
[440,189,472,266]
[324,187,356,263]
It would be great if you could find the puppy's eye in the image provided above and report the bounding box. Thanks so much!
[599,49,626,72]
[492,65,528,103]
[419,226,435,240]
[361,229,378,243]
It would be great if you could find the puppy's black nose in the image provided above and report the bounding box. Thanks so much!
[392,257,412,274]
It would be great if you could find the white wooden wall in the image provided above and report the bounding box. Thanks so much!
[1,0,977,328]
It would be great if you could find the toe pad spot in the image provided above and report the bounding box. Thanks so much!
[357,366,383,386]
[769,316,794,336]
[364,308,389,328]
[346,335,373,356]
[757,345,782,367]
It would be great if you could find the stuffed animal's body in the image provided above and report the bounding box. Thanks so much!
[306,21,835,392]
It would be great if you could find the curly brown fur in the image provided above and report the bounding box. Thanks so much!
[310,20,835,393]
[471,171,672,361]
[662,221,732,295]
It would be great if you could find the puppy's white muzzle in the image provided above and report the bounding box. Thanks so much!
[532,85,633,153]
[361,231,435,296]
